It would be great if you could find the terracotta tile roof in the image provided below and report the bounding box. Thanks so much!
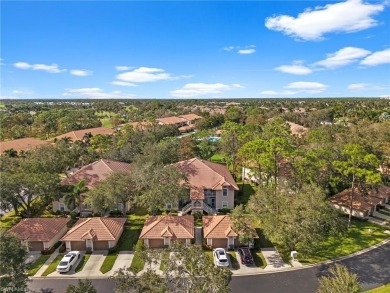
[9,218,70,242]
[368,185,390,200]
[140,215,194,239]
[286,121,308,137]
[61,159,131,189]
[203,215,258,239]
[178,114,203,121]
[156,116,186,125]
[128,121,152,131]
[61,217,126,241]
[52,127,115,141]
[329,188,384,212]
[0,137,49,153]
[178,125,195,132]
[175,158,239,200]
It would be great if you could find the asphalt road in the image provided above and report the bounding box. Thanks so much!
[29,241,390,293]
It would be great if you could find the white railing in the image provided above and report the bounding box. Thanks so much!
[203,202,216,215]
[181,203,193,215]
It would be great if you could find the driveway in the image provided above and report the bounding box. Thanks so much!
[48,251,86,277]
[108,251,134,276]
[76,250,107,277]
[232,251,262,275]
[261,247,290,270]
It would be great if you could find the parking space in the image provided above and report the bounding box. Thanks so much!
[232,251,263,275]
[47,251,86,277]
[108,251,134,276]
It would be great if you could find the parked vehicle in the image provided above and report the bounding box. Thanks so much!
[238,247,254,265]
[56,251,80,273]
[213,248,229,267]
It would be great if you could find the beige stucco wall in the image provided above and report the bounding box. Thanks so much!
[332,204,368,218]
[52,198,71,212]
[215,188,235,210]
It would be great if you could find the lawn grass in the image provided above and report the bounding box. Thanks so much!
[237,182,256,205]
[41,254,64,276]
[229,252,240,270]
[75,254,90,273]
[366,283,390,293]
[204,251,214,264]
[255,228,274,248]
[210,153,225,164]
[298,219,389,264]
[100,254,117,274]
[0,214,21,229]
[129,251,145,273]
[251,250,267,269]
[101,118,113,128]
[27,255,50,276]
[159,250,170,271]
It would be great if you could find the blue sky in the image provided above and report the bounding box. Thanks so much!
[1,1,390,99]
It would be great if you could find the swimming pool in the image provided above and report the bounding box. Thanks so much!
[207,136,221,142]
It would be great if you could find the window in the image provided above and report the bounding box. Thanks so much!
[222,188,228,197]
[222,201,228,208]
[164,237,170,246]
[59,203,65,212]
[166,203,172,209]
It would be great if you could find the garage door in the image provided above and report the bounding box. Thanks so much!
[70,241,86,251]
[28,241,44,251]
[94,241,109,250]
[211,238,227,249]
[149,239,164,248]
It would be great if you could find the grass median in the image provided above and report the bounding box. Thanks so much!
[75,254,90,273]
[41,254,64,276]
[27,255,50,276]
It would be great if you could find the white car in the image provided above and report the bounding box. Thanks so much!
[56,251,80,273]
[213,248,229,267]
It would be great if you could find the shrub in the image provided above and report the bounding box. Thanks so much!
[109,210,123,217]
[218,208,231,215]
[92,212,101,217]
[193,212,203,220]
[69,211,77,220]
[86,247,92,254]
[108,246,119,254]
[59,243,66,253]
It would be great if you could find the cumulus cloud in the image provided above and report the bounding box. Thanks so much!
[265,0,385,41]
[285,81,328,93]
[12,89,33,95]
[260,90,296,95]
[348,83,385,91]
[170,83,243,98]
[63,88,137,99]
[223,45,256,55]
[116,67,172,83]
[111,81,138,87]
[14,62,65,73]
[275,64,313,75]
[360,48,390,66]
[70,69,93,76]
[116,66,133,71]
[314,47,371,69]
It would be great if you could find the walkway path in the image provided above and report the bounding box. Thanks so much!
[260,247,290,270]
[195,227,202,245]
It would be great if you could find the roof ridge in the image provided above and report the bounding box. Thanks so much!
[100,218,116,239]
[100,159,114,172]
[67,218,92,235]
[140,216,165,238]
[198,159,225,182]
[204,215,227,238]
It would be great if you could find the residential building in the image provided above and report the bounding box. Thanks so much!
[50,126,115,142]
[175,158,239,215]
[140,215,194,248]
[0,137,49,154]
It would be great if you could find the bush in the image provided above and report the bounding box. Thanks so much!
[92,212,101,217]
[193,212,203,220]
[70,211,77,220]
[108,246,119,254]
[109,210,123,217]
[41,242,61,255]
[86,247,93,254]
[59,243,66,253]
[218,208,231,215]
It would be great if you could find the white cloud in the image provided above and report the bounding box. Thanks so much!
[314,47,371,69]
[63,88,137,99]
[275,64,313,75]
[116,66,133,71]
[12,89,33,95]
[285,81,328,93]
[348,83,385,91]
[238,48,256,55]
[116,67,172,83]
[360,48,390,66]
[224,45,256,55]
[70,69,93,76]
[170,83,243,98]
[265,0,385,41]
[111,81,138,87]
[14,62,65,73]
[260,90,296,95]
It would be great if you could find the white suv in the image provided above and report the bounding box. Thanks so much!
[213,248,229,267]
[56,251,80,273]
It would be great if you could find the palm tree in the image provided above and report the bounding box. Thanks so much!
[60,136,73,146]
[64,179,89,215]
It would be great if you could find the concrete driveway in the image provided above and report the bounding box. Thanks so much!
[261,248,290,271]
[76,250,107,277]
[108,251,134,276]
[232,251,262,275]
[48,251,85,277]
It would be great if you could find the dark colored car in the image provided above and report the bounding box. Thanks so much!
[238,247,254,265]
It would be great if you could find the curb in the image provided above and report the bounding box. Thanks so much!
[30,237,390,279]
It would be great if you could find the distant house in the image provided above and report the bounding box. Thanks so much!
[156,114,202,132]
[53,159,131,213]
[140,215,194,248]
[51,127,115,142]
[0,137,49,154]
[9,218,69,252]
[156,116,187,127]
[329,185,390,219]
[203,215,258,249]
[61,217,126,251]
[175,158,239,215]
[178,114,202,125]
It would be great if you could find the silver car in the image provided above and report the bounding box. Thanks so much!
[56,251,80,273]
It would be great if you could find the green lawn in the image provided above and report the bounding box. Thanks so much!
[255,228,274,248]
[251,250,267,269]
[204,251,214,264]
[41,254,64,276]
[75,254,90,273]
[129,251,145,273]
[366,284,390,293]
[159,250,170,271]
[299,220,389,264]
[100,254,117,274]
[210,153,225,164]
[237,182,256,205]
[229,252,240,270]
[27,255,50,276]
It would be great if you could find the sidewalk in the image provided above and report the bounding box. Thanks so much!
[260,248,290,271]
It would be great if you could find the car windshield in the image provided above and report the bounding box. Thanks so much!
[59,261,68,266]
[218,251,226,256]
